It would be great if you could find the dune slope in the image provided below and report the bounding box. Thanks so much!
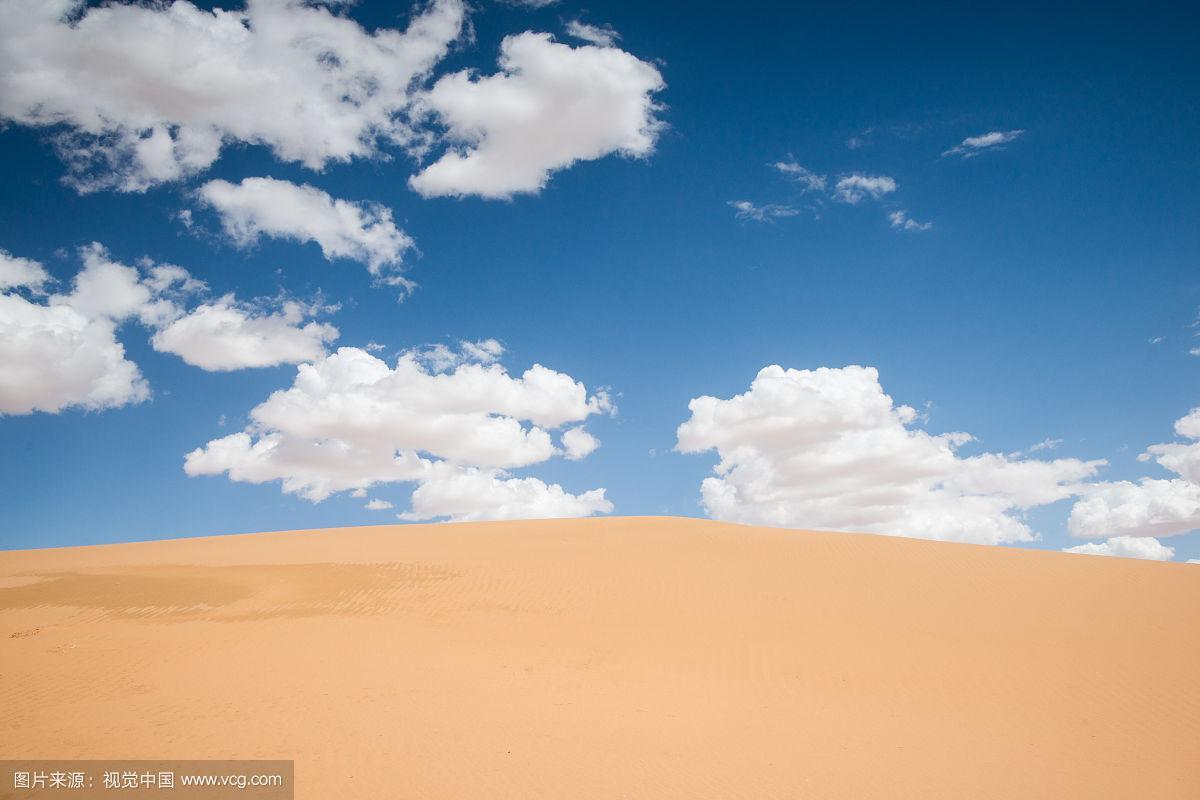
[2,517,1198,799]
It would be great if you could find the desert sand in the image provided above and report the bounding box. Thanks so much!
[1,516,1198,798]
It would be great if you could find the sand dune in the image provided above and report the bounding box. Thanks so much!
[2,517,1198,799]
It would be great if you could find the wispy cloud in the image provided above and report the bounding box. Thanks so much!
[728,200,799,222]
[769,159,827,192]
[833,174,897,204]
[763,160,929,231]
[887,209,933,232]
[1008,437,1064,458]
[564,20,620,47]
[942,129,1025,158]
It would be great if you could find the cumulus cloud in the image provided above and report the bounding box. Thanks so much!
[0,243,194,414]
[0,0,467,192]
[184,344,611,520]
[561,426,599,460]
[1,242,342,414]
[1069,480,1200,539]
[888,210,933,232]
[150,296,338,371]
[728,200,799,222]
[565,20,619,47]
[1067,407,1200,539]
[365,498,393,510]
[676,365,1105,544]
[0,294,148,414]
[833,174,896,204]
[410,32,665,198]
[197,178,415,287]
[1,2,671,198]
[1063,536,1175,561]
[0,250,51,292]
[769,160,827,193]
[402,468,611,522]
[942,129,1025,159]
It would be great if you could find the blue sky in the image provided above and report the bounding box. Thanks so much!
[0,0,1197,559]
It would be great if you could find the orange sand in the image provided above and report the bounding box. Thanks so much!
[2,517,1198,798]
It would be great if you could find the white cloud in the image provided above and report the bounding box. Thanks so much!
[410,32,665,198]
[0,296,148,415]
[728,200,799,222]
[0,296,147,415]
[1068,407,1200,539]
[769,160,827,193]
[59,247,157,322]
[365,498,393,510]
[184,345,611,520]
[676,365,1105,544]
[0,0,466,192]
[402,468,611,522]
[942,129,1025,159]
[1,242,344,414]
[411,338,505,372]
[561,426,599,460]
[1175,408,1200,440]
[1069,480,1200,539]
[151,296,338,371]
[832,174,897,204]
[459,338,504,364]
[1063,536,1175,561]
[0,243,193,415]
[767,162,919,230]
[1,3,670,198]
[197,178,414,287]
[1029,438,1063,452]
[767,159,923,233]
[0,250,51,292]
[888,209,933,232]
[565,20,619,47]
